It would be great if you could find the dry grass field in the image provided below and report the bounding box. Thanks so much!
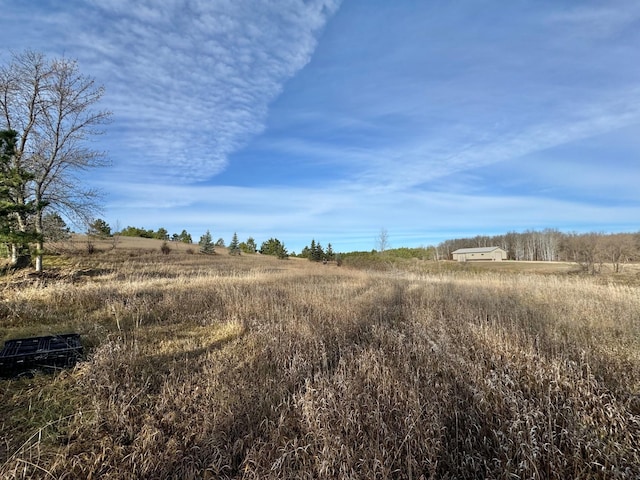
[1,245,639,479]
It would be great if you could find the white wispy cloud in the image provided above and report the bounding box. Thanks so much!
[3,0,342,182]
[547,1,640,38]
[263,2,640,194]
[258,80,640,195]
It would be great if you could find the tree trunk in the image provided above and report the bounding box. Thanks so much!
[35,209,44,272]
[35,239,43,272]
[10,244,31,269]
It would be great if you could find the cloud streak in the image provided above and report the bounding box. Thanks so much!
[2,0,341,182]
[254,1,640,195]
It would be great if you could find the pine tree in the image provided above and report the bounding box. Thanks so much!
[0,129,40,267]
[154,227,169,240]
[42,213,71,242]
[246,237,257,253]
[326,243,334,261]
[239,237,257,254]
[87,218,111,238]
[305,239,328,262]
[178,230,192,243]
[199,230,215,254]
[310,240,324,262]
[229,232,241,255]
[260,238,288,259]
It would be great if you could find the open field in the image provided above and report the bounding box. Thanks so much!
[1,249,639,479]
[50,234,202,254]
[458,260,640,279]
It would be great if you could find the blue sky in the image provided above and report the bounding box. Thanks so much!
[2,0,639,253]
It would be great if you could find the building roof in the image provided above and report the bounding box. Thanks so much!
[452,246,504,254]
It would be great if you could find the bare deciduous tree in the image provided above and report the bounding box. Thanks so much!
[0,50,111,271]
[376,227,389,253]
[600,233,634,273]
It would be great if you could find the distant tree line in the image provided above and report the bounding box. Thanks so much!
[78,220,640,274]
[337,247,434,269]
[438,229,640,273]
[94,220,291,259]
[87,219,194,244]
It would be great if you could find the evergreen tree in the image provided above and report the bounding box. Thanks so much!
[246,237,257,253]
[42,213,71,242]
[309,239,316,260]
[239,236,258,254]
[0,129,40,266]
[326,243,334,261]
[118,226,139,237]
[87,218,111,238]
[154,227,169,240]
[178,230,192,243]
[199,230,215,254]
[229,232,241,255]
[309,239,324,262]
[260,238,288,259]
[215,237,225,247]
[303,239,330,262]
[119,226,154,238]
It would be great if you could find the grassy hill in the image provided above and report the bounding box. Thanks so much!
[1,245,639,478]
[51,234,201,253]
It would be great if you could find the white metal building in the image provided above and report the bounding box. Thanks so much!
[452,246,507,262]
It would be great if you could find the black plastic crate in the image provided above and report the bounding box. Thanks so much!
[0,334,83,377]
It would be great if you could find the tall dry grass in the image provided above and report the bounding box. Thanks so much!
[1,252,639,479]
